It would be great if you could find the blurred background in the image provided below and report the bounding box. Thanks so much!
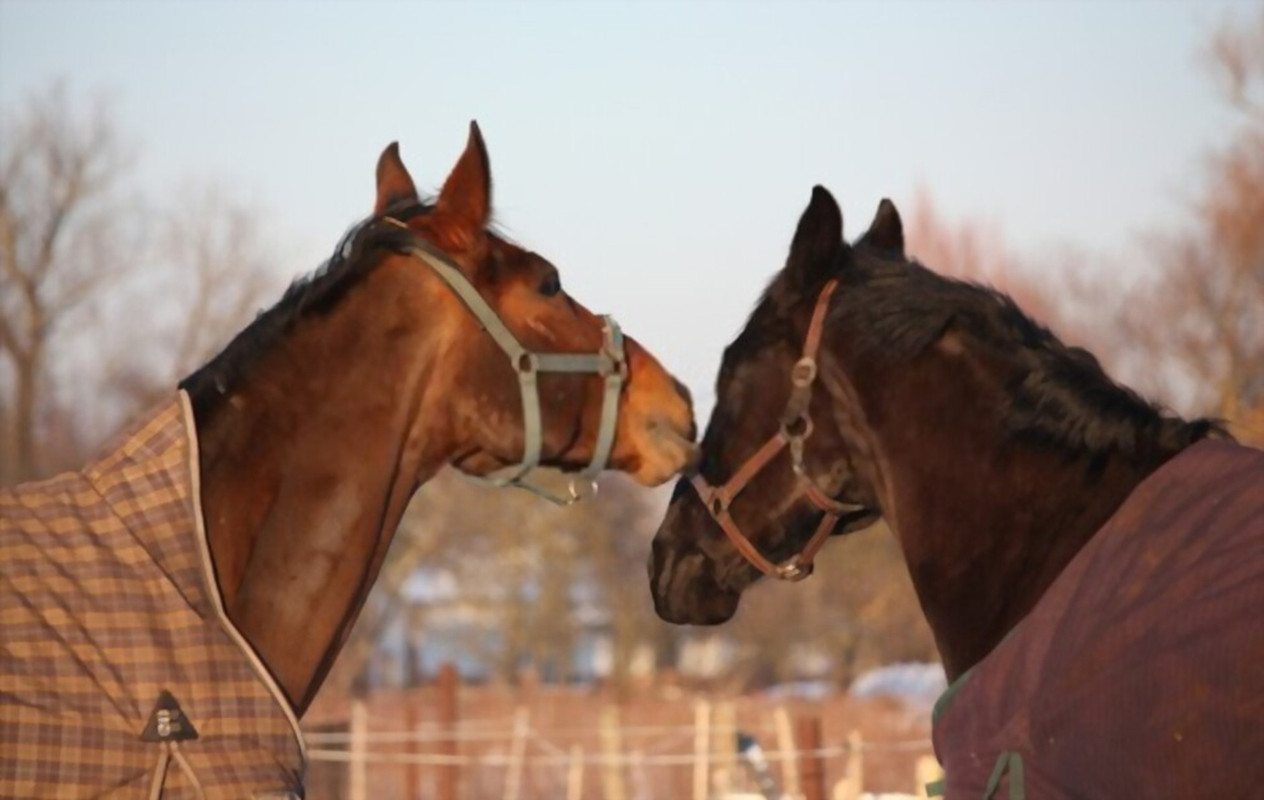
[3,1,1261,797]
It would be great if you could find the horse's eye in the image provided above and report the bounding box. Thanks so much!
[539,272,562,297]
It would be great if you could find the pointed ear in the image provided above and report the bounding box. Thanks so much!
[785,185,843,287]
[374,142,419,214]
[434,121,492,243]
[859,198,904,255]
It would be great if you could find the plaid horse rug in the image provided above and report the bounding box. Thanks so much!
[931,438,1264,799]
[1,393,305,799]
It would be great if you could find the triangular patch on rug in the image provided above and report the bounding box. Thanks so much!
[139,689,199,741]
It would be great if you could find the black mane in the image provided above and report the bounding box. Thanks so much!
[178,205,428,417]
[751,242,1222,463]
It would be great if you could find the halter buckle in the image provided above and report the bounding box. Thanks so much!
[790,357,818,387]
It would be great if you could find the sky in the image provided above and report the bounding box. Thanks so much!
[1,0,1256,417]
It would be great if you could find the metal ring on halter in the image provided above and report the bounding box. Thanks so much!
[566,477,599,503]
[781,414,815,442]
[710,495,727,517]
[776,558,812,581]
[600,352,629,379]
[516,352,539,375]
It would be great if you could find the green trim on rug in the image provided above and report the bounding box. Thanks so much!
[932,664,977,727]
[984,751,1025,799]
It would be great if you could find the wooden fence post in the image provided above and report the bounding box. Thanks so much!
[851,729,865,792]
[796,715,826,800]
[403,614,423,800]
[916,754,944,797]
[566,744,585,800]
[833,729,863,800]
[349,699,368,800]
[629,749,649,800]
[692,699,711,800]
[773,705,800,799]
[503,706,530,800]
[403,693,420,799]
[599,705,626,800]
[711,701,737,797]
[436,662,459,800]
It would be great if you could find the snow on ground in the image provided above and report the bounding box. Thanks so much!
[848,662,948,708]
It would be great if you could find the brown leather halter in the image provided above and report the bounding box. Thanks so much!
[691,278,863,581]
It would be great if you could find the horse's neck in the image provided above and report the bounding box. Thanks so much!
[193,270,455,714]
[900,452,1154,680]
[856,355,1167,682]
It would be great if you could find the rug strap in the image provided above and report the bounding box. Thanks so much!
[146,744,171,800]
[983,750,1025,800]
[171,741,208,799]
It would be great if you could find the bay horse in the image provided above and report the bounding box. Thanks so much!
[648,186,1263,798]
[1,124,696,798]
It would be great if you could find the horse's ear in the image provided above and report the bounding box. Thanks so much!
[859,198,904,255]
[435,121,492,243]
[374,142,419,214]
[786,185,843,287]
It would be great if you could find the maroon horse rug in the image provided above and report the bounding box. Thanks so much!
[932,438,1264,799]
[1,394,305,799]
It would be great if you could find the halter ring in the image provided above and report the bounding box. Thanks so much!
[781,414,814,442]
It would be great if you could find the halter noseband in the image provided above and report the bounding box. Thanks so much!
[691,278,864,580]
[384,218,627,505]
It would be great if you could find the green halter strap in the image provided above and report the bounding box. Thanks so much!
[392,230,627,505]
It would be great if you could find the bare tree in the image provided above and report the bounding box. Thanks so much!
[321,469,672,698]
[102,182,280,413]
[1116,9,1264,442]
[0,85,282,483]
[0,84,141,483]
[1208,8,1264,125]
[575,476,667,690]
[905,187,1064,328]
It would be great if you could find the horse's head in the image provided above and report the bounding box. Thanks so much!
[375,124,697,488]
[649,187,895,624]
[649,179,1221,642]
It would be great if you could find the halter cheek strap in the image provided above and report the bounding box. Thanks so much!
[690,433,839,581]
[386,222,627,505]
[691,278,865,581]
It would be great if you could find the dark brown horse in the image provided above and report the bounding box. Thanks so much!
[648,187,1263,798]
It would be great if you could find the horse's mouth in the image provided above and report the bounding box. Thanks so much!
[629,417,700,486]
[835,507,879,535]
[652,420,701,468]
